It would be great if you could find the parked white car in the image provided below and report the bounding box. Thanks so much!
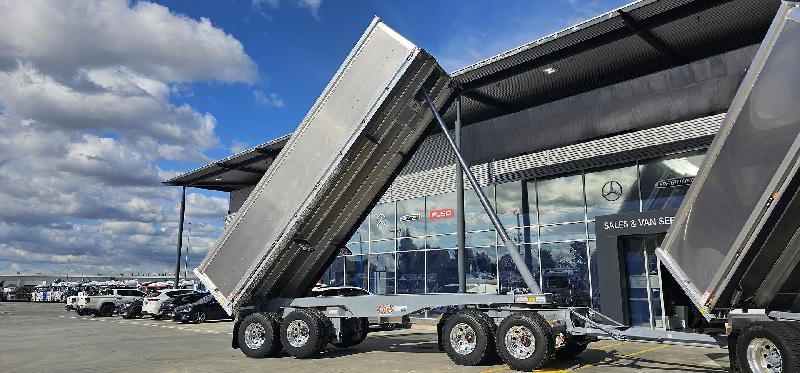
[142,289,194,318]
[77,288,145,317]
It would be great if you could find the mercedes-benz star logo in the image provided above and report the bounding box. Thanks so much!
[601,181,623,202]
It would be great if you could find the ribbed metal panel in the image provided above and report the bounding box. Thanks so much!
[380,113,724,203]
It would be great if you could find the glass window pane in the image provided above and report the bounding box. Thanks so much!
[537,174,585,224]
[349,218,369,243]
[425,234,457,250]
[426,192,456,235]
[585,165,640,219]
[496,181,537,228]
[466,230,496,248]
[588,221,596,240]
[540,241,590,306]
[639,152,705,211]
[505,226,537,245]
[498,244,540,294]
[344,241,368,255]
[426,249,459,293]
[370,203,396,241]
[540,222,587,242]
[322,256,344,287]
[464,186,494,231]
[467,247,498,293]
[369,253,395,295]
[397,197,425,238]
[370,239,395,254]
[397,251,425,294]
[344,255,368,290]
[397,236,424,251]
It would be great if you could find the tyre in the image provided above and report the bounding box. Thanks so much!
[333,318,369,348]
[152,315,161,320]
[495,312,555,371]
[736,321,800,373]
[442,309,497,366]
[193,309,207,324]
[280,309,330,358]
[555,336,589,359]
[76,309,87,316]
[99,304,115,317]
[238,312,282,358]
[380,322,397,331]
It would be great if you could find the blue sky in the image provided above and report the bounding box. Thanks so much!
[157,0,632,165]
[0,0,630,276]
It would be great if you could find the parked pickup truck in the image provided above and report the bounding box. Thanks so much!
[77,288,145,317]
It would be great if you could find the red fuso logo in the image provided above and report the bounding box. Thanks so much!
[429,208,454,220]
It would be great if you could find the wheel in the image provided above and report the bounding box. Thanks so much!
[238,312,282,358]
[280,309,329,358]
[556,336,589,359]
[736,321,800,373]
[495,312,555,371]
[99,304,115,317]
[193,309,207,324]
[76,309,86,316]
[442,309,498,366]
[152,315,161,320]
[333,318,369,348]
[381,322,397,331]
[127,306,142,319]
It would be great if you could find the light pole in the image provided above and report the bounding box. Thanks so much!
[184,222,191,282]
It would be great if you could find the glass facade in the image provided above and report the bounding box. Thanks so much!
[321,150,705,307]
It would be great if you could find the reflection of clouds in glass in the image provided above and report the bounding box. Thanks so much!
[662,157,701,176]
[537,174,585,224]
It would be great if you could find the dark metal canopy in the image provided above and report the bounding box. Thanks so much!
[162,135,290,192]
[165,0,780,192]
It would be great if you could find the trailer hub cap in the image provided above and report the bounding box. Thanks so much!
[505,325,535,360]
[747,338,782,373]
[244,323,266,350]
[449,323,477,355]
[287,320,310,348]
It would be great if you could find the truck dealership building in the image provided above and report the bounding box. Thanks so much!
[165,0,781,331]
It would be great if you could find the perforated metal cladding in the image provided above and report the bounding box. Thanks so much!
[380,113,723,203]
[443,0,780,127]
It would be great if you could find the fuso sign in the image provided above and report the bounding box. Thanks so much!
[429,208,454,220]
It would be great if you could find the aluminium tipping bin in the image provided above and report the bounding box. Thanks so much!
[657,1,800,319]
[194,18,453,315]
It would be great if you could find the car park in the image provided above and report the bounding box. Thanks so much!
[141,289,194,318]
[173,294,230,324]
[157,292,207,320]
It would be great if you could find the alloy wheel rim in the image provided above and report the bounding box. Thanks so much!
[244,323,266,350]
[195,311,206,323]
[449,322,477,355]
[747,338,782,373]
[504,325,535,360]
[287,319,310,348]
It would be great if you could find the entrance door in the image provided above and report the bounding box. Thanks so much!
[620,234,665,329]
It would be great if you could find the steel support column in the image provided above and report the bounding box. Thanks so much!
[456,96,467,293]
[175,186,186,289]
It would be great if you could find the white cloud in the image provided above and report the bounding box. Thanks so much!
[251,0,322,19]
[297,0,322,19]
[0,0,253,275]
[254,89,286,108]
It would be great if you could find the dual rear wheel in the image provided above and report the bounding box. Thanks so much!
[443,310,577,371]
[238,309,368,359]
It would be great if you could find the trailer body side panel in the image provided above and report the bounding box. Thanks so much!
[658,4,800,312]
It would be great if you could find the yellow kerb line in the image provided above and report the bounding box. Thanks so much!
[588,341,626,350]
[480,365,510,373]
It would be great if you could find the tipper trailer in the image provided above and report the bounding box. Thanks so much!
[194,2,800,371]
